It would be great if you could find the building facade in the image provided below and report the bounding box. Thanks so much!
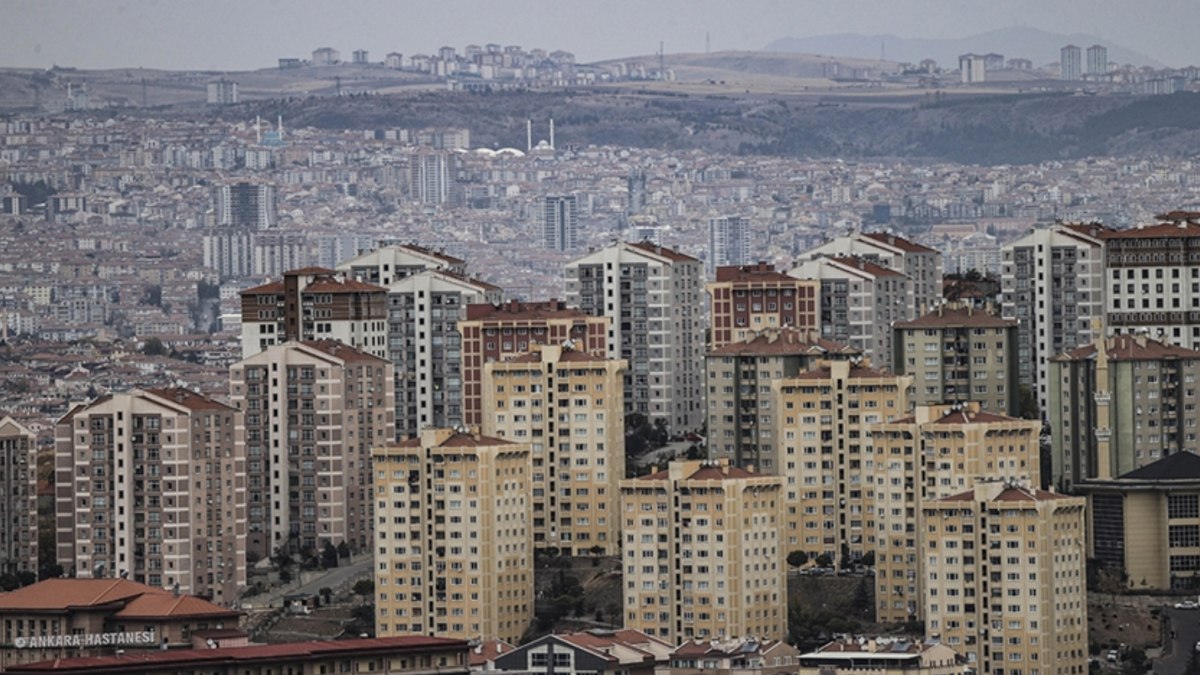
[229,340,394,560]
[1049,334,1200,490]
[459,300,608,428]
[213,182,275,230]
[0,417,37,575]
[802,231,943,316]
[54,389,246,602]
[372,428,532,644]
[1000,223,1106,420]
[707,217,751,274]
[482,344,625,554]
[706,328,859,473]
[540,195,579,252]
[1102,214,1200,349]
[870,404,1041,624]
[774,361,911,562]
[922,481,1087,674]
[239,267,388,359]
[619,459,786,644]
[338,243,468,286]
[893,305,1019,415]
[565,241,705,432]
[707,263,819,350]
[1061,45,1082,80]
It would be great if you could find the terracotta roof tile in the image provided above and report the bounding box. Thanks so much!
[143,387,235,412]
[111,593,239,620]
[895,306,1015,329]
[0,579,162,611]
[708,329,858,357]
[713,263,794,283]
[861,231,938,254]
[301,340,389,364]
[626,240,698,263]
[828,256,905,277]
[1056,335,1200,362]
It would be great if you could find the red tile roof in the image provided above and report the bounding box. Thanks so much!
[1100,220,1200,239]
[626,240,699,263]
[708,329,858,357]
[895,306,1015,329]
[828,257,905,277]
[6,636,468,674]
[398,243,466,266]
[239,281,284,295]
[1056,334,1200,362]
[468,640,515,667]
[143,387,235,412]
[111,593,239,620]
[304,278,387,294]
[301,340,389,364]
[0,579,166,612]
[713,263,794,283]
[464,300,589,322]
[861,231,937,254]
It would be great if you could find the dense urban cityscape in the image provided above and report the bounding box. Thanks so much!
[1,4,1200,675]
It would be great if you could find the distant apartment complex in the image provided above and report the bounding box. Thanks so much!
[706,328,858,472]
[239,267,388,359]
[0,417,38,574]
[1061,45,1083,80]
[566,241,705,431]
[483,343,625,554]
[707,217,751,274]
[707,263,819,350]
[923,481,1087,674]
[619,460,787,644]
[803,231,944,316]
[230,340,394,559]
[55,389,246,602]
[893,305,1019,415]
[372,428,532,644]
[540,195,579,252]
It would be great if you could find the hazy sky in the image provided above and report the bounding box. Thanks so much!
[1,0,1197,70]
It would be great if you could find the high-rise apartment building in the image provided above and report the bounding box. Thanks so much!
[802,231,943,316]
[206,79,239,105]
[55,388,246,602]
[372,428,532,643]
[1103,213,1200,349]
[565,241,705,431]
[239,267,388,359]
[1086,44,1108,76]
[0,417,37,575]
[1049,334,1200,490]
[1061,44,1083,80]
[789,256,913,367]
[893,305,1019,415]
[774,360,911,562]
[410,151,457,205]
[230,340,394,560]
[482,343,625,554]
[214,182,276,229]
[707,263,819,349]
[870,404,1041,624]
[338,244,468,285]
[707,217,751,274]
[459,300,609,428]
[1000,223,1106,420]
[958,54,985,84]
[706,328,859,472]
[619,459,787,643]
[922,481,1087,674]
[539,195,579,252]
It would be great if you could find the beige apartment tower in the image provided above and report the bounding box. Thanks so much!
[619,459,786,644]
[230,340,395,560]
[54,389,246,603]
[774,360,911,562]
[483,343,625,554]
[923,481,1087,674]
[372,428,532,644]
[870,404,1041,624]
[0,417,38,574]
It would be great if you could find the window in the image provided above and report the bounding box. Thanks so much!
[1169,495,1199,519]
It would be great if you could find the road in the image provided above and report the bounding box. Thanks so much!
[245,556,373,610]
[1155,607,1200,675]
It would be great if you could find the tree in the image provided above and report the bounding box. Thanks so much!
[815,553,833,568]
[787,550,808,568]
[860,551,875,567]
[337,541,351,560]
[353,579,375,601]
[321,542,339,569]
[141,337,167,356]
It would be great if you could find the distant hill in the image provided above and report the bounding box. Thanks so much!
[765,26,1167,70]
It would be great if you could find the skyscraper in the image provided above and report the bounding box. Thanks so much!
[1086,44,1108,76]
[539,195,579,251]
[372,428,532,643]
[619,459,786,643]
[483,343,625,554]
[565,241,705,432]
[707,216,751,274]
[230,340,395,560]
[0,417,37,575]
[410,151,456,205]
[1061,44,1083,81]
[214,182,276,229]
[55,388,246,602]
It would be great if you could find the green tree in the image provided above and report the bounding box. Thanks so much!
[815,553,833,568]
[141,337,167,356]
[321,542,339,569]
[787,550,808,568]
[337,541,351,560]
[353,579,375,600]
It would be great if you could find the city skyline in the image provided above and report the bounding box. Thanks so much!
[1,0,1198,71]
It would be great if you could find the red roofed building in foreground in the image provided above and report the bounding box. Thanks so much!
[239,267,387,359]
[2,635,468,675]
[922,480,1086,674]
[619,460,785,644]
[0,578,241,670]
[492,628,671,675]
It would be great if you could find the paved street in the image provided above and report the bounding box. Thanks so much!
[244,555,373,610]
[1156,607,1199,675]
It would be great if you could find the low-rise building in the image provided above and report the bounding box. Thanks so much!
[494,629,671,675]
[666,638,800,675]
[797,638,964,675]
